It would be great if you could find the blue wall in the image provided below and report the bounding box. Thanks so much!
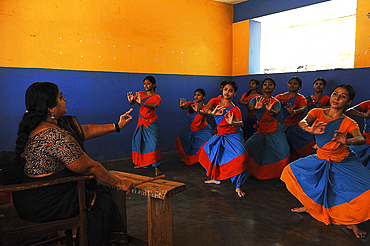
[2,67,370,161]
[0,67,231,161]
[234,0,330,23]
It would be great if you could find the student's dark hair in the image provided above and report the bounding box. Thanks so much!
[332,84,356,102]
[289,76,302,89]
[262,77,276,88]
[223,81,238,93]
[12,82,59,183]
[220,80,228,87]
[189,88,206,114]
[313,77,327,87]
[251,79,260,86]
[245,79,260,97]
[144,75,157,92]
[194,88,206,97]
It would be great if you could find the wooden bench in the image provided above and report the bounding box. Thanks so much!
[109,171,186,246]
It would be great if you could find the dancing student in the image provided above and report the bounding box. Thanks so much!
[346,100,370,168]
[245,78,290,180]
[175,88,213,165]
[281,84,370,239]
[127,75,162,176]
[306,77,330,111]
[276,76,315,162]
[238,79,261,141]
[205,80,228,134]
[7,82,134,245]
[198,81,248,197]
[211,80,229,101]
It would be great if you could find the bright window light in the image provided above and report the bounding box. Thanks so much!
[252,0,357,74]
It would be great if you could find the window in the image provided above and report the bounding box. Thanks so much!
[252,0,357,74]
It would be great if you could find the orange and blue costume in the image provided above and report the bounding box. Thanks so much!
[199,99,248,188]
[241,93,261,141]
[307,94,330,111]
[281,108,370,225]
[132,91,161,167]
[349,100,370,169]
[175,101,213,165]
[245,96,290,179]
[275,93,315,162]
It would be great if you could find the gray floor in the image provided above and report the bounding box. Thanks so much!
[103,151,370,246]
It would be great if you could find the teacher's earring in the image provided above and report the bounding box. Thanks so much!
[50,112,56,119]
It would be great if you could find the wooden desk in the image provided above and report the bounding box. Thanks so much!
[109,171,186,246]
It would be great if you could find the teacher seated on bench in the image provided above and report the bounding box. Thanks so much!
[6,82,134,246]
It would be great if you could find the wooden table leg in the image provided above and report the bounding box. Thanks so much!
[147,196,173,246]
[111,189,127,230]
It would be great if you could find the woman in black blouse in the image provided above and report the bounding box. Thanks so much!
[9,82,134,246]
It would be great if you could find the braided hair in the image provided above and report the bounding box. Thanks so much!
[10,82,59,183]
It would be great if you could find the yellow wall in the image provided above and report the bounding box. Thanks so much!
[232,20,249,76]
[0,0,233,76]
[354,0,370,68]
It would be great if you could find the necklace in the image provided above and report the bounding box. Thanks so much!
[312,94,322,102]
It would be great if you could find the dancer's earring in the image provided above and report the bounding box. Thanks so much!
[50,112,56,119]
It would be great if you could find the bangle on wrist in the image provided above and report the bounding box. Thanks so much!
[304,125,309,132]
[113,123,120,132]
[116,179,125,190]
[292,110,296,115]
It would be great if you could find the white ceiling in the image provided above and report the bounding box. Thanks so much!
[214,0,248,4]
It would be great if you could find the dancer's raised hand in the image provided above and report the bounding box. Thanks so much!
[254,97,265,110]
[224,110,234,125]
[285,103,294,114]
[309,119,327,134]
[332,130,347,144]
[212,105,225,116]
[180,98,187,107]
[127,92,135,103]
[135,92,141,105]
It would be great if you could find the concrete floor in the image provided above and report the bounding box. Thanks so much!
[103,151,370,246]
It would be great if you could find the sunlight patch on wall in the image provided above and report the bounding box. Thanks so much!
[253,0,357,74]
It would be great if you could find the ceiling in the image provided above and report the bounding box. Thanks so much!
[213,0,248,4]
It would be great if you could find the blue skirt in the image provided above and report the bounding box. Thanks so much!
[175,124,213,165]
[281,152,370,225]
[350,144,370,169]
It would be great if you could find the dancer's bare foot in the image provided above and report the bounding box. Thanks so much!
[236,188,246,197]
[291,207,308,213]
[155,168,162,176]
[347,224,367,239]
[204,179,221,184]
[134,165,147,169]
